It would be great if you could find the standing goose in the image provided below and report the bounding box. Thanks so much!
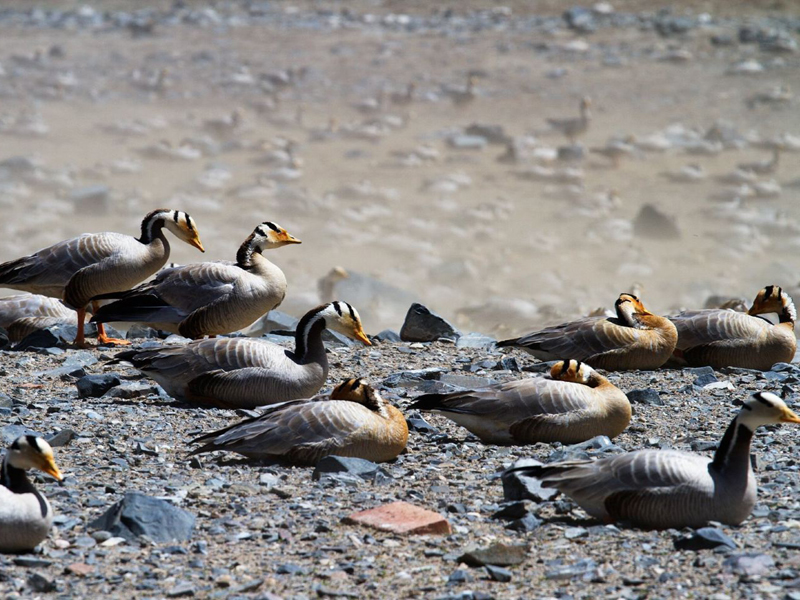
[1,436,63,552]
[669,285,796,370]
[408,360,630,445]
[498,294,678,371]
[190,377,408,464]
[0,293,86,342]
[90,222,300,338]
[0,209,204,346]
[547,96,592,144]
[507,392,800,529]
[111,302,371,409]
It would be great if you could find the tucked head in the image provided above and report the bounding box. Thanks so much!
[549,359,597,385]
[738,392,800,429]
[6,436,62,481]
[319,301,371,346]
[615,293,652,316]
[749,286,796,323]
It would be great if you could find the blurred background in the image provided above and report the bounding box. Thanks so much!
[1,0,799,335]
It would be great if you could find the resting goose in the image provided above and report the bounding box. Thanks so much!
[409,360,630,445]
[498,294,678,371]
[190,377,408,464]
[669,285,796,370]
[1,436,63,552]
[0,209,204,346]
[547,97,592,143]
[90,222,300,338]
[111,302,371,408]
[0,293,87,342]
[507,392,800,529]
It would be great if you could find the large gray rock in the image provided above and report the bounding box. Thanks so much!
[89,492,195,542]
[400,303,460,342]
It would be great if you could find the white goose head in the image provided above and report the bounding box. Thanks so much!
[319,301,371,346]
[5,436,63,481]
[250,221,301,250]
[749,286,796,324]
[143,209,205,252]
[738,392,800,430]
[549,359,597,385]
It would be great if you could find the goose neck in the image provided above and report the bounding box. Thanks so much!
[293,312,328,365]
[710,418,754,477]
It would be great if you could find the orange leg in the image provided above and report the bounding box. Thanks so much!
[75,308,88,348]
[92,301,130,346]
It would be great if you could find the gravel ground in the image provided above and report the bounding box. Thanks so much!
[1,334,799,600]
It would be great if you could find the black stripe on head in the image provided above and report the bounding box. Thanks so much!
[333,301,343,316]
[764,285,774,298]
[575,361,582,373]
[754,392,774,407]
[25,435,40,452]
[185,213,194,231]
[173,210,180,224]
[347,303,356,320]
[255,226,268,237]
[615,296,631,307]
[349,378,362,391]
[264,222,280,232]
[558,361,569,377]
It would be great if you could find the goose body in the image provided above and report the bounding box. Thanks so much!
[190,378,408,464]
[547,97,592,143]
[498,294,678,371]
[0,209,204,345]
[0,293,85,341]
[112,302,371,408]
[507,392,800,529]
[91,222,300,338]
[669,286,796,370]
[409,360,630,445]
[1,436,63,552]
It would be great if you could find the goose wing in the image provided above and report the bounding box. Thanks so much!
[501,317,635,361]
[669,309,769,349]
[190,399,376,462]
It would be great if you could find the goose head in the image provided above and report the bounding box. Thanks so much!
[749,286,796,323]
[737,392,800,430]
[320,301,371,346]
[250,221,301,250]
[6,436,63,481]
[549,359,596,385]
[160,209,205,252]
[614,293,652,327]
[331,377,386,415]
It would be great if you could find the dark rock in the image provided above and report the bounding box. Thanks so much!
[506,514,542,532]
[626,389,663,406]
[563,7,596,33]
[502,458,558,502]
[633,204,680,240]
[126,324,161,339]
[689,366,718,387]
[500,357,520,372]
[76,374,121,398]
[374,329,402,342]
[557,144,585,162]
[405,412,441,434]
[276,563,304,575]
[27,573,56,593]
[491,501,530,521]
[655,15,695,37]
[13,557,52,568]
[166,582,196,597]
[674,527,737,551]
[312,456,385,481]
[459,542,529,567]
[464,123,510,145]
[46,429,76,448]
[1,424,41,445]
[89,492,195,542]
[400,304,460,342]
[14,328,61,351]
[484,564,512,582]
[723,553,774,577]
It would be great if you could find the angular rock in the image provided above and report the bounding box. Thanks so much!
[689,366,718,387]
[458,542,529,567]
[76,374,121,398]
[312,456,384,481]
[544,558,598,581]
[89,492,195,542]
[674,527,737,551]
[723,553,774,577]
[343,501,451,535]
[2,424,42,445]
[400,304,460,342]
[14,328,61,351]
[47,429,76,448]
[506,514,542,532]
[374,329,402,342]
[485,564,512,582]
[626,389,663,406]
[502,458,559,502]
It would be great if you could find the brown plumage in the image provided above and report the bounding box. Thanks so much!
[669,285,797,370]
[498,293,678,371]
[409,360,630,445]
[189,378,408,465]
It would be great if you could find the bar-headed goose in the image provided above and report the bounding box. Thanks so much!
[507,392,800,529]
[0,293,87,342]
[498,294,678,371]
[190,378,408,464]
[0,209,204,346]
[111,302,371,408]
[546,96,592,143]
[669,286,796,370]
[90,221,300,338]
[1,436,63,552]
[409,360,630,444]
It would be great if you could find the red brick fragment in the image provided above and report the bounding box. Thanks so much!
[66,562,94,576]
[343,501,451,535]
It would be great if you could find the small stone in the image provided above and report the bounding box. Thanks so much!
[544,558,598,580]
[14,329,61,351]
[626,389,663,406]
[13,557,52,568]
[689,366,717,387]
[312,456,386,481]
[65,562,93,576]
[46,428,76,448]
[343,501,451,535]
[89,492,195,542]
[674,527,737,551]
[166,582,196,597]
[447,569,473,584]
[458,542,529,567]
[723,553,774,577]
[399,304,460,342]
[506,514,542,532]
[374,329,402,342]
[491,501,530,521]
[76,374,121,398]
[27,573,56,593]
[485,564,513,582]
[565,526,588,540]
